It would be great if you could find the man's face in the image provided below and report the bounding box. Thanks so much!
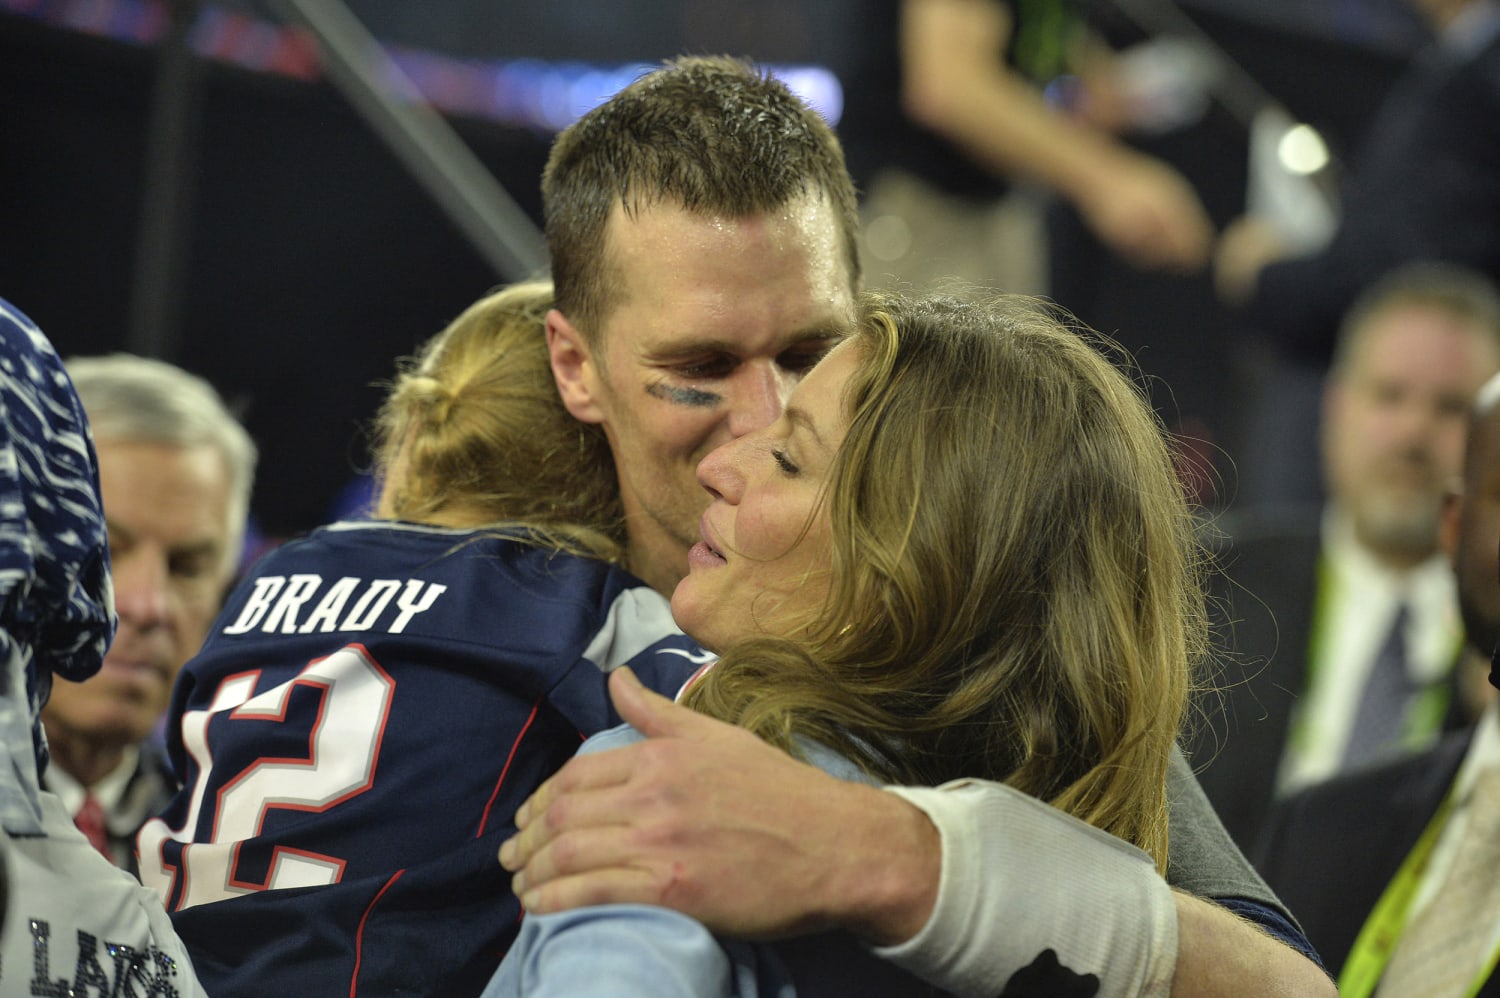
[1323,305,1500,564]
[671,339,862,652]
[43,439,237,752]
[549,194,856,594]
[1446,404,1500,660]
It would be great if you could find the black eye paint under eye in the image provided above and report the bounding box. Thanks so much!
[646,383,720,407]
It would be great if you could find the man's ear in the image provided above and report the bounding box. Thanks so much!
[1439,485,1463,563]
[1319,377,1344,464]
[547,308,606,425]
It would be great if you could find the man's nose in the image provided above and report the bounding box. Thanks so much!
[112,551,171,629]
[1388,399,1449,457]
[726,363,790,438]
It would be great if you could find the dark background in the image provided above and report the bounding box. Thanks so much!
[0,0,1425,539]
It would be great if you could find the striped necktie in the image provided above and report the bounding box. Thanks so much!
[1377,766,1500,996]
[1343,603,1414,770]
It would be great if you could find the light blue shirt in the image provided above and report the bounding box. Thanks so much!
[484,724,944,997]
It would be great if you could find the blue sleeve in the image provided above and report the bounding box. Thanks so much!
[1213,897,1327,971]
[487,727,824,998]
[483,728,734,996]
[484,904,735,998]
[575,723,645,755]
[545,583,707,734]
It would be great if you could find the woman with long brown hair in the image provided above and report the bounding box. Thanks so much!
[491,288,1207,996]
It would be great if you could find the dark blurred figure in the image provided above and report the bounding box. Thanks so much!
[1255,368,1500,997]
[1216,0,1500,355]
[1216,0,1500,504]
[1190,262,1500,853]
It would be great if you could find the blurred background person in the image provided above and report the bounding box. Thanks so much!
[41,354,255,877]
[0,0,1439,542]
[1216,0,1500,505]
[1190,261,1500,852]
[839,0,1216,298]
[0,298,207,996]
[1254,368,1500,996]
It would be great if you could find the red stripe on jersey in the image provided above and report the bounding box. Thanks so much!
[350,868,404,997]
[676,659,718,701]
[478,697,543,837]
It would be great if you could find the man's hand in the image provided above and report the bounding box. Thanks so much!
[1213,215,1288,306]
[500,668,939,944]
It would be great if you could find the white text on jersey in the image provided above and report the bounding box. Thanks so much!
[222,575,448,635]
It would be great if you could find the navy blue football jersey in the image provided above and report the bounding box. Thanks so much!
[138,521,710,997]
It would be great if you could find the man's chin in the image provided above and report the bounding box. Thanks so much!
[44,709,158,753]
[84,659,175,703]
[48,674,168,738]
[1355,498,1443,561]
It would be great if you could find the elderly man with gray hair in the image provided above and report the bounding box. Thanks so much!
[42,352,256,878]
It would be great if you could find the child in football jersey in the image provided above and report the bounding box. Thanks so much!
[490,289,1206,996]
[138,281,706,997]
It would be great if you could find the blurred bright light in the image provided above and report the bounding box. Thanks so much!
[519,60,842,131]
[1277,124,1330,175]
[775,66,843,125]
[0,0,844,132]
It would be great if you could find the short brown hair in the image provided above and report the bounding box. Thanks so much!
[1333,261,1500,378]
[542,55,862,347]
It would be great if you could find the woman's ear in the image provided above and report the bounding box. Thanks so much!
[547,309,606,425]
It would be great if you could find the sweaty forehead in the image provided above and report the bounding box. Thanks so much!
[95,439,235,541]
[600,199,856,360]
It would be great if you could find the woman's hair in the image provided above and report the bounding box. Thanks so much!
[373,280,624,561]
[682,290,1207,868]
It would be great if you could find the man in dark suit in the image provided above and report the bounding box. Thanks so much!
[1189,262,1500,852]
[1255,369,1500,994]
